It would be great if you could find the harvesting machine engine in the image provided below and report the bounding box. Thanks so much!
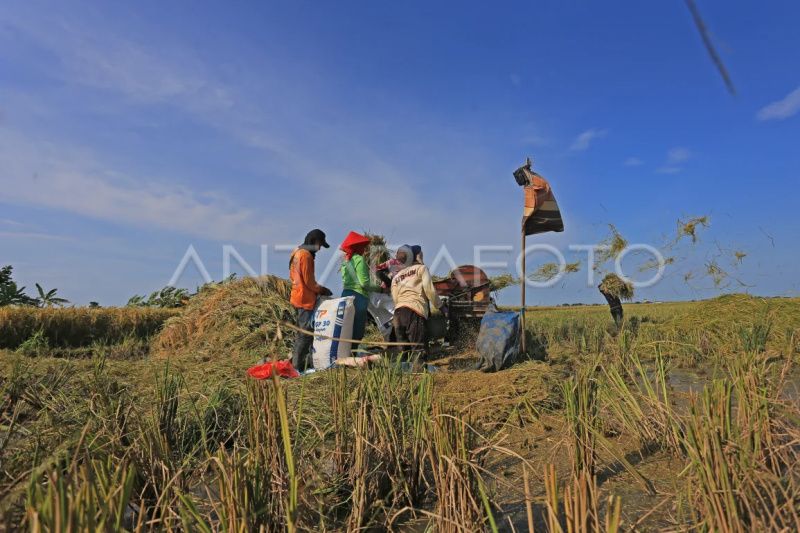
[429,265,494,342]
[368,264,494,344]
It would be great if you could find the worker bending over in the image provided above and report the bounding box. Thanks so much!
[391,245,442,364]
[289,229,332,371]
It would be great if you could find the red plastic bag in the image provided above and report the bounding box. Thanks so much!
[247,359,300,380]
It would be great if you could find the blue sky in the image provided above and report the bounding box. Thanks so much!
[1,0,798,306]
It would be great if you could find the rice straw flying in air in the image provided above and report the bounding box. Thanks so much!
[676,216,710,244]
[596,225,628,267]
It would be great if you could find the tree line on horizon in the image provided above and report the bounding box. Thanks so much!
[0,264,236,310]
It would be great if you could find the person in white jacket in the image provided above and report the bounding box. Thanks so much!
[390,246,442,361]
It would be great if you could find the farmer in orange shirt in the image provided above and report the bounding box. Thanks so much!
[289,229,332,371]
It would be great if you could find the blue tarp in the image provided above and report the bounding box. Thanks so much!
[476,311,521,372]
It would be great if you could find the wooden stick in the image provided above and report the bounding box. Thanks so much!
[521,229,527,354]
[278,320,421,348]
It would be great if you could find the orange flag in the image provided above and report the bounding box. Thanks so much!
[514,162,564,236]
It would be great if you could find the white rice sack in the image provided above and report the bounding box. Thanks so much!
[311,296,355,369]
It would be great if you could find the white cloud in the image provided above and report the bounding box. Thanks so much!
[655,166,682,175]
[0,129,278,244]
[0,4,519,256]
[570,128,608,151]
[623,157,643,167]
[521,135,549,147]
[1,6,228,107]
[0,231,74,242]
[666,147,691,164]
[656,147,691,174]
[757,86,800,121]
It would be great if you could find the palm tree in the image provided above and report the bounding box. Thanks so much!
[0,265,37,307]
[35,284,70,308]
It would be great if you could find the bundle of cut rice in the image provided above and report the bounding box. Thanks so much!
[364,233,391,267]
[599,273,634,301]
[152,276,295,358]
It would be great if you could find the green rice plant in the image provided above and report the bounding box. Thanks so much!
[681,377,800,532]
[127,367,209,515]
[785,327,797,356]
[727,350,775,467]
[563,370,598,477]
[564,471,621,533]
[243,379,294,530]
[326,367,353,480]
[25,453,137,532]
[203,442,282,532]
[682,380,745,531]
[1,357,33,413]
[198,382,244,452]
[184,378,296,532]
[15,330,49,357]
[348,399,379,529]
[95,333,151,360]
[343,362,433,529]
[427,403,496,533]
[601,350,682,453]
[543,464,563,533]
[739,319,771,354]
[542,464,622,533]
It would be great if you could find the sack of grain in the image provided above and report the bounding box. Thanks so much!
[312,296,355,369]
[368,292,395,339]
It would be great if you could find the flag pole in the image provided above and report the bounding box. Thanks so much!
[520,227,527,354]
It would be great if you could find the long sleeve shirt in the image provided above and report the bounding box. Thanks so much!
[289,248,322,310]
[391,263,442,318]
[341,254,379,297]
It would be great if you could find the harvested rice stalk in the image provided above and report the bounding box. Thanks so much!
[639,256,675,272]
[598,273,634,301]
[677,216,710,244]
[529,261,581,283]
[596,225,628,267]
[705,260,728,288]
[530,263,560,283]
[488,273,519,292]
[364,232,391,268]
[364,232,392,287]
[152,276,295,358]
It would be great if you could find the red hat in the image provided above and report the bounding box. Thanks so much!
[340,231,370,260]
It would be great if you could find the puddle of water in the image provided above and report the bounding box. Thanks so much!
[667,368,712,395]
[447,357,480,371]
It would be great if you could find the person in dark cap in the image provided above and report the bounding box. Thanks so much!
[289,229,332,371]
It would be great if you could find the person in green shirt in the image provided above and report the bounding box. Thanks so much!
[339,231,380,352]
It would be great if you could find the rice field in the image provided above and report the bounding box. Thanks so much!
[1,290,799,531]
